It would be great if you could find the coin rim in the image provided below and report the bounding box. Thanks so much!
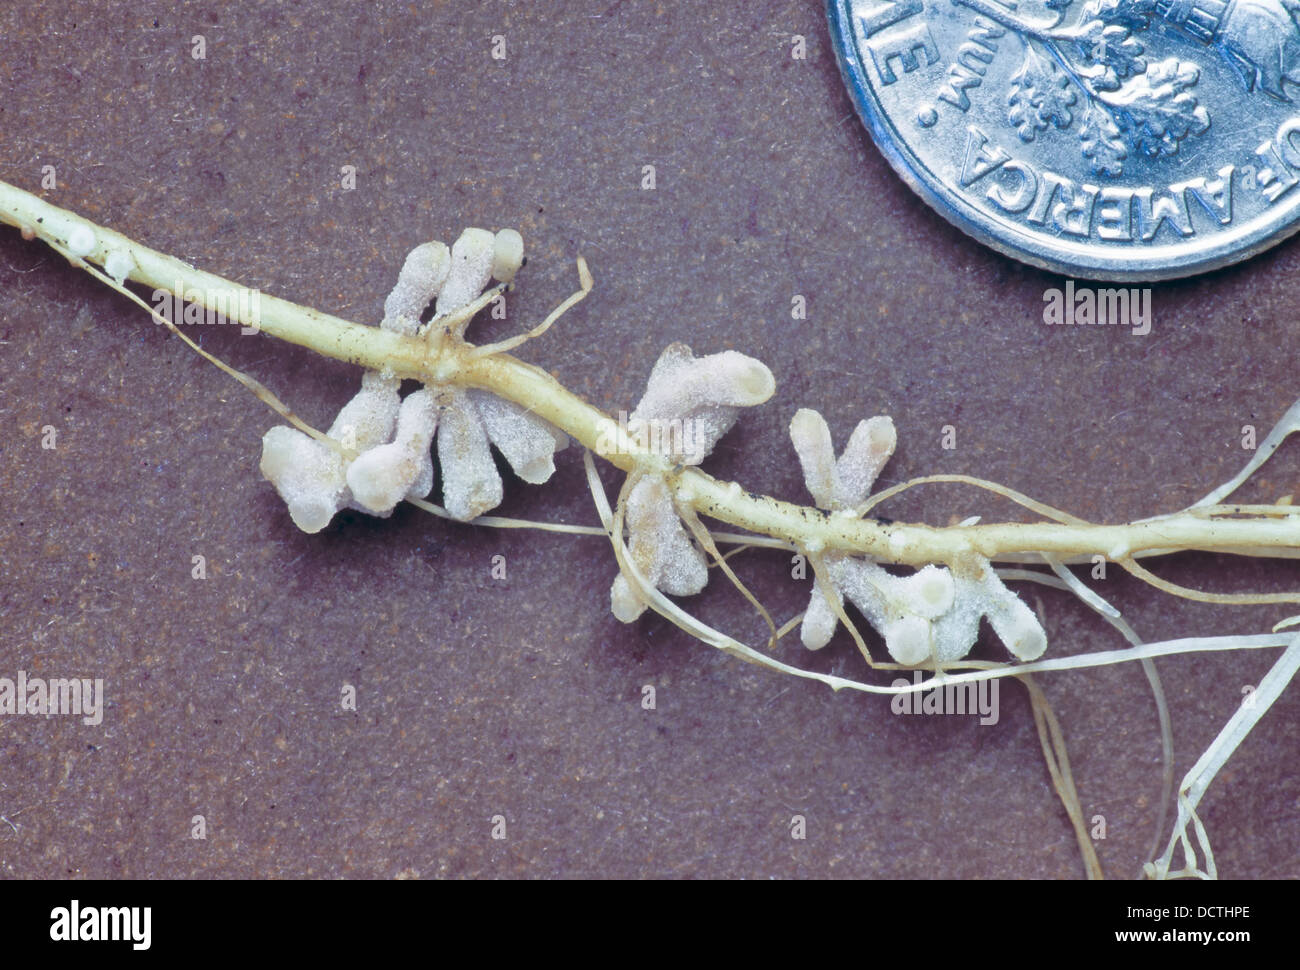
[826,0,1300,281]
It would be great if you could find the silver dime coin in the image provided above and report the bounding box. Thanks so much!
[828,0,1300,279]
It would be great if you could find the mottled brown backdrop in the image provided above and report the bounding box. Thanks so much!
[0,0,1296,878]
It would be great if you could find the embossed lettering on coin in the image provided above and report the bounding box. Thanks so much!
[828,0,1300,278]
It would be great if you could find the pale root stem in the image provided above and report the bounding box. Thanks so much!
[807,551,877,666]
[676,502,779,648]
[41,226,342,454]
[1119,555,1300,606]
[0,179,426,377]
[1191,398,1300,509]
[1146,632,1300,880]
[1020,673,1105,880]
[9,179,1300,576]
[1002,566,1175,877]
[774,611,805,644]
[468,256,593,359]
[404,496,609,537]
[1042,554,1120,618]
[859,472,1089,525]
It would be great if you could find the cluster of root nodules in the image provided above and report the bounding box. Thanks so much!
[259,228,569,532]
[605,370,1047,671]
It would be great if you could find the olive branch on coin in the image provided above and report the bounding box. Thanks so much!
[953,0,1300,177]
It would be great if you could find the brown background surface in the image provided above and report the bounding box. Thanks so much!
[0,0,1297,879]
